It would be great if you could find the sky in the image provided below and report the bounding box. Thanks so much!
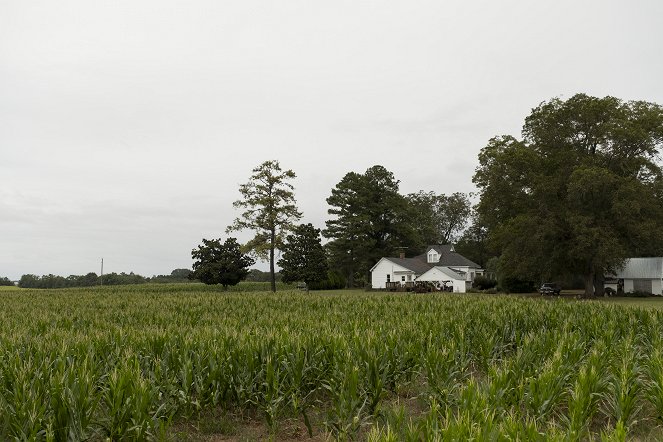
[1,0,662,280]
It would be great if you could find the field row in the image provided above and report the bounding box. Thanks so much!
[1,286,663,440]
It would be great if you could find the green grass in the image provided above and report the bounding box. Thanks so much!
[2,286,663,440]
[599,296,663,309]
[0,285,20,291]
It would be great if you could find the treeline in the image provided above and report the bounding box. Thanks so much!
[18,269,194,289]
[0,277,14,286]
[200,160,477,292]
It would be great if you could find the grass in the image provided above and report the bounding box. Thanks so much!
[2,285,663,440]
[0,285,20,291]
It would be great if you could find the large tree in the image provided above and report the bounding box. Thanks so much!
[324,165,414,286]
[227,160,302,292]
[407,191,472,245]
[474,94,663,297]
[278,223,328,286]
[190,237,255,289]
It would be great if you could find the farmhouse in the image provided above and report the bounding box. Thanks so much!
[606,257,663,296]
[370,245,483,292]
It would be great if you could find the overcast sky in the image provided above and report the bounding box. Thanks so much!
[1,1,662,279]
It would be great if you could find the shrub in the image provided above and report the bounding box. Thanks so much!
[500,277,536,293]
[308,271,347,290]
[473,276,497,290]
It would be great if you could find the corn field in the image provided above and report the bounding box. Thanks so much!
[2,285,663,440]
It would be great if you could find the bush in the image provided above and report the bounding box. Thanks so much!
[500,277,536,293]
[626,290,652,298]
[308,270,346,290]
[473,276,497,290]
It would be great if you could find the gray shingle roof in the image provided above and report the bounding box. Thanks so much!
[382,245,481,274]
[386,257,435,274]
[425,245,481,268]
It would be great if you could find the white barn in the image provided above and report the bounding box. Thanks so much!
[606,257,663,295]
[370,245,483,292]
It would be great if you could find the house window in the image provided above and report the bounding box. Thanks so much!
[401,276,406,282]
[407,275,412,281]
[428,252,438,263]
[386,274,390,282]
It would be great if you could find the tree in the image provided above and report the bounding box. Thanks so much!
[0,276,14,286]
[407,191,472,245]
[170,268,193,279]
[227,160,301,292]
[454,218,491,268]
[474,94,663,298]
[324,165,415,286]
[278,223,328,286]
[190,237,255,289]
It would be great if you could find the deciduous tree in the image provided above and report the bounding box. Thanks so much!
[190,237,255,289]
[474,94,663,297]
[407,191,471,245]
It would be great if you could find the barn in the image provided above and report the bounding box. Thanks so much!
[606,257,663,296]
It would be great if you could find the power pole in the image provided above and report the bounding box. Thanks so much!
[100,258,104,286]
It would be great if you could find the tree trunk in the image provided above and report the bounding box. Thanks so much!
[270,228,276,293]
[593,272,605,297]
[583,270,595,298]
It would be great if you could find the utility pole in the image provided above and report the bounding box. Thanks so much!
[100,258,104,286]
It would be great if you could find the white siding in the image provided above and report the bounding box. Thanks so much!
[370,259,414,289]
[417,267,466,293]
[449,266,472,281]
[624,279,634,294]
[653,279,663,296]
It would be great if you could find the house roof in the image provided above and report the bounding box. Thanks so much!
[384,257,436,274]
[417,266,466,282]
[425,245,481,268]
[432,266,465,280]
[615,258,663,279]
[373,245,481,274]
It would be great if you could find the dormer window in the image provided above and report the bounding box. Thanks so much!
[427,251,439,263]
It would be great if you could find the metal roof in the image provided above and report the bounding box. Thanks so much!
[615,257,663,279]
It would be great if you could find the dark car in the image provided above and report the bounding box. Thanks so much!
[539,283,561,296]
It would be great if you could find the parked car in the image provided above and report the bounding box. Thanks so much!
[539,283,561,296]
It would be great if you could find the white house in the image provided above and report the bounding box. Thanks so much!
[606,257,663,295]
[370,245,483,293]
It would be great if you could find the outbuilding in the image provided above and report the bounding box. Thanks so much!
[606,257,663,296]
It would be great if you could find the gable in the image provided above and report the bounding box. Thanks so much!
[418,266,465,281]
[421,245,481,268]
[370,257,418,274]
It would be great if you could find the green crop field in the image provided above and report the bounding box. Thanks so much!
[2,285,663,441]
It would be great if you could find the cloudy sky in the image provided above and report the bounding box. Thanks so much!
[1,0,662,279]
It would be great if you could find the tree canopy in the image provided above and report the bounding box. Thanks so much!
[190,237,255,288]
[408,191,472,245]
[278,223,328,286]
[474,94,663,297]
[324,165,415,286]
[227,160,301,292]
